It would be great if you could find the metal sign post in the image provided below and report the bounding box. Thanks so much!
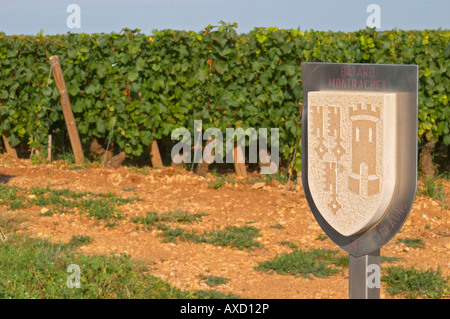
[349,249,380,299]
[301,62,418,299]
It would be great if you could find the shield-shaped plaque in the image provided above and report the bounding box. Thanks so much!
[302,62,418,257]
[307,91,396,236]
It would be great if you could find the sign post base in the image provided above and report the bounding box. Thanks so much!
[349,249,380,299]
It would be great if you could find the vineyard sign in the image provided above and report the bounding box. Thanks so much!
[302,62,418,298]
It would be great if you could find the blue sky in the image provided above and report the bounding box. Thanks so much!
[0,0,448,35]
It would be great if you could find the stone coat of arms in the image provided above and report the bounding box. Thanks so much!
[307,91,397,236]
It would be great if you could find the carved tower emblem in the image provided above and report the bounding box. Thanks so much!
[307,91,397,236]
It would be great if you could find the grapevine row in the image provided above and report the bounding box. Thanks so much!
[0,24,448,173]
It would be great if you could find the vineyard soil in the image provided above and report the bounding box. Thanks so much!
[1,155,448,299]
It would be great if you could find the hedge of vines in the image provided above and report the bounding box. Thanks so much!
[0,24,448,172]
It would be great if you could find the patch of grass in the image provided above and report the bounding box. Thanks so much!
[30,152,49,165]
[56,152,76,166]
[53,189,92,199]
[208,176,236,189]
[198,225,262,250]
[382,266,449,299]
[270,224,284,230]
[0,184,138,226]
[397,237,425,249]
[132,211,208,231]
[163,211,208,223]
[255,249,348,279]
[0,184,29,211]
[132,212,161,230]
[316,234,328,241]
[0,184,24,203]
[213,177,226,189]
[209,168,220,176]
[251,170,291,185]
[158,225,196,244]
[0,214,22,244]
[210,176,226,189]
[9,200,27,210]
[418,177,448,208]
[280,241,298,249]
[77,197,130,227]
[69,166,85,171]
[381,256,404,264]
[199,274,230,287]
[68,235,93,248]
[155,224,263,251]
[0,213,239,299]
[130,166,151,176]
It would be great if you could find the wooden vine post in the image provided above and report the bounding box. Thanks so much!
[150,140,163,168]
[233,143,247,178]
[2,134,18,159]
[195,137,214,177]
[0,102,18,159]
[49,55,84,165]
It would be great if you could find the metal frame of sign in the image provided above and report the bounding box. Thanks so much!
[301,62,418,258]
